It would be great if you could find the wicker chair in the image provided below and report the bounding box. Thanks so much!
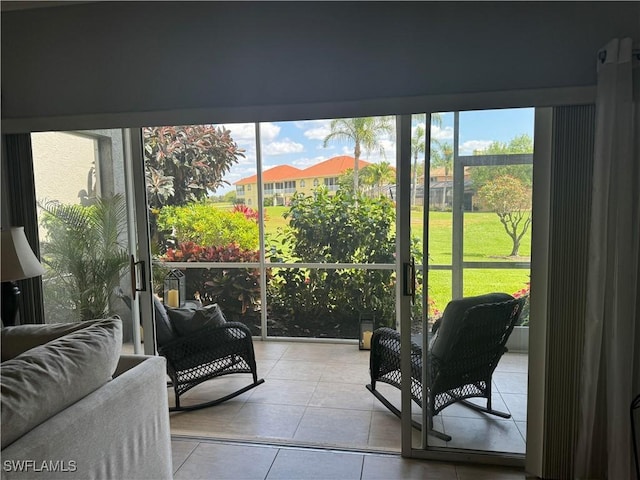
[367,293,525,441]
[117,290,264,411]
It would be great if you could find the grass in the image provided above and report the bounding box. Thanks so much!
[213,203,531,312]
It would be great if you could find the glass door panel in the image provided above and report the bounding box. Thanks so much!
[408,108,532,456]
[31,129,151,354]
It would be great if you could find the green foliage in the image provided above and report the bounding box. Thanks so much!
[161,242,261,322]
[283,189,395,263]
[268,188,398,334]
[143,125,245,209]
[470,134,534,190]
[157,203,258,251]
[39,195,129,322]
[360,161,395,197]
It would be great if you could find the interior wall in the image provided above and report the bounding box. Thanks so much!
[2,1,638,129]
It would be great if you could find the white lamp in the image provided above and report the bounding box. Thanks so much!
[1,227,46,325]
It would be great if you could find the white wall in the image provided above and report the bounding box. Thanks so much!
[1,2,638,130]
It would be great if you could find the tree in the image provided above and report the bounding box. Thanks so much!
[143,125,245,209]
[411,113,443,206]
[322,117,393,194]
[470,133,533,190]
[477,174,532,257]
[431,141,454,208]
[471,133,534,257]
[361,161,395,197]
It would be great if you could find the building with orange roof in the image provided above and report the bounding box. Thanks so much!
[235,155,371,206]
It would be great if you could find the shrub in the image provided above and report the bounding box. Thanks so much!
[157,202,258,251]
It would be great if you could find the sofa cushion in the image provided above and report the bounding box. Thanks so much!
[167,304,227,337]
[0,317,122,449]
[430,293,514,361]
[1,319,109,362]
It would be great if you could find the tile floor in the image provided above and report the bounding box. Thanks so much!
[168,340,528,455]
[170,437,529,479]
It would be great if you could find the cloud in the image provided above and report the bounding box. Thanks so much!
[302,120,332,141]
[263,139,305,156]
[225,122,280,143]
[459,140,493,155]
[291,156,326,168]
[431,125,454,141]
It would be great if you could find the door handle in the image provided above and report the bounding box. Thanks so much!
[403,257,416,304]
[129,255,147,301]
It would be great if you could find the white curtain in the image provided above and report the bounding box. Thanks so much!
[576,38,640,479]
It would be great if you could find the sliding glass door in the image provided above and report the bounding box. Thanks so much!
[31,129,153,354]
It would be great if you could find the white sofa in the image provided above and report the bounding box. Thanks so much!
[1,318,173,480]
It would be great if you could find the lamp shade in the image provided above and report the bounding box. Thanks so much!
[1,227,46,282]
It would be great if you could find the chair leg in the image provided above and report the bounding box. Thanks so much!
[170,378,265,412]
[458,399,511,419]
[366,384,451,441]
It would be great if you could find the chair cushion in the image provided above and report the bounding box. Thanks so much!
[153,296,177,347]
[167,304,227,337]
[0,317,122,449]
[430,293,514,361]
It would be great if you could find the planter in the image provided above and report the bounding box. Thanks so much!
[506,325,529,353]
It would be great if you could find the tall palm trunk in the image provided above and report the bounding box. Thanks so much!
[353,141,361,194]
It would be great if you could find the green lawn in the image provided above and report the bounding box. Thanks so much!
[217,204,531,311]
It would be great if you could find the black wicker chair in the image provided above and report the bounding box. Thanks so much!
[117,290,264,411]
[367,293,525,441]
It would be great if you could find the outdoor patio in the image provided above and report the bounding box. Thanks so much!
[166,340,528,455]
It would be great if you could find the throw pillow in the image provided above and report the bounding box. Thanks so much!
[0,317,122,449]
[167,304,227,337]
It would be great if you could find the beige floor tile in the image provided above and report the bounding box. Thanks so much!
[456,463,527,480]
[225,403,307,440]
[439,394,510,419]
[308,382,375,410]
[493,371,529,394]
[293,407,372,448]
[266,360,326,382]
[362,454,457,480]
[170,439,198,474]
[169,399,246,436]
[245,378,318,406]
[173,442,278,480]
[319,362,371,384]
[266,449,363,480]
[441,416,526,454]
[253,341,290,360]
[500,393,528,422]
[495,353,529,373]
[516,421,527,442]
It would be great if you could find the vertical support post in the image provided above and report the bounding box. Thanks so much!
[452,111,463,299]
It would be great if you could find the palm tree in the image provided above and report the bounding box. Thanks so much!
[431,141,454,209]
[411,113,443,206]
[323,117,393,194]
[361,161,396,197]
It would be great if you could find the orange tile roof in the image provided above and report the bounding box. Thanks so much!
[234,155,371,185]
[300,155,371,178]
[235,165,303,185]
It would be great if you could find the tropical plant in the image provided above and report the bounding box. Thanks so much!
[361,161,395,197]
[39,194,129,322]
[322,117,394,194]
[161,242,262,325]
[142,125,246,209]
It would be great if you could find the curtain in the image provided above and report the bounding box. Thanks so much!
[576,38,640,479]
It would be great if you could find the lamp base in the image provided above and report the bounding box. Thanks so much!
[1,281,20,326]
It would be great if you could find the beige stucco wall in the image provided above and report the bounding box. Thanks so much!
[31,131,97,206]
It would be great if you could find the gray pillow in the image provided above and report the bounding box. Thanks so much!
[1,319,116,362]
[167,304,227,337]
[0,317,122,449]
